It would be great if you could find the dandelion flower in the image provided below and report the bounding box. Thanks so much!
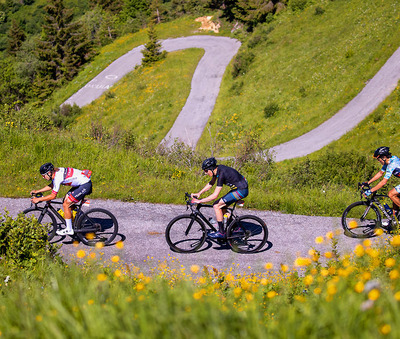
[394,291,400,301]
[116,241,124,249]
[315,236,324,244]
[111,255,120,263]
[380,324,391,335]
[390,235,400,246]
[264,262,273,270]
[368,289,380,301]
[97,273,107,282]
[281,264,289,272]
[294,257,311,267]
[390,269,400,280]
[76,250,86,259]
[267,291,277,298]
[354,281,364,293]
[191,265,200,274]
[354,244,364,257]
[304,275,313,286]
[326,231,334,239]
[349,220,358,229]
[385,258,396,267]
[95,242,104,249]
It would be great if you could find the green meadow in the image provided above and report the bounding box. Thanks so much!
[1,0,400,217]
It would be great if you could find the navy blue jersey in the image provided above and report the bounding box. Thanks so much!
[209,165,248,190]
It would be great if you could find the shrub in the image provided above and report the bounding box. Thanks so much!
[0,212,60,270]
[51,103,82,129]
[314,6,325,15]
[231,50,255,78]
[287,150,376,188]
[264,102,280,118]
[289,0,309,12]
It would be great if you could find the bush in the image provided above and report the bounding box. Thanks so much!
[231,50,255,78]
[264,102,279,118]
[0,212,60,270]
[51,103,82,129]
[287,150,376,188]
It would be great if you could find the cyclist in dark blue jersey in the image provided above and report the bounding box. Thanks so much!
[364,146,400,219]
[191,157,248,238]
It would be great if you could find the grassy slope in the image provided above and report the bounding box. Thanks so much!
[196,0,400,155]
[2,0,400,216]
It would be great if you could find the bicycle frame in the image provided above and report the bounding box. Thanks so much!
[186,194,239,233]
[32,199,88,233]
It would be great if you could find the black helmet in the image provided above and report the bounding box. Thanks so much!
[373,146,391,158]
[202,157,217,171]
[39,162,54,175]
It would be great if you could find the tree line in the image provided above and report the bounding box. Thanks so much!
[0,0,289,112]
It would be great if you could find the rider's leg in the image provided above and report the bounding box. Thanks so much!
[389,187,400,217]
[213,200,226,234]
[56,194,75,235]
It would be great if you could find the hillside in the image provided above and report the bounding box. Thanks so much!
[1,0,400,216]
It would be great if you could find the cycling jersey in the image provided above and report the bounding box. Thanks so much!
[52,167,92,196]
[209,165,248,190]
[381,156,400,180]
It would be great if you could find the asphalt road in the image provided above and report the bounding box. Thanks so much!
[63,35,400,162]
[0,197,378,274]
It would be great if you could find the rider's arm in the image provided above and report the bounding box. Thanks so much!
[30,184,53,195]
[368,171,384,185]
[197,186,223,203]
[192,177,217,197]
[371,178,388,193]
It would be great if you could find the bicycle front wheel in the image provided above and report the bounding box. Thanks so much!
[165,215,206,253]
[226,215,268,253]
[341,201,381,238]
[75,208,119,246]
[23,207,57,241]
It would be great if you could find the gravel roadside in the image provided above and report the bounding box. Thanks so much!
[0,197,371,274]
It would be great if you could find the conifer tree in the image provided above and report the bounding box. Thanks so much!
[6,19,26,56]
[34,0,93,101]
[141,22,166,66]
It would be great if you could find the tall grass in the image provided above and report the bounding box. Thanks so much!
[2,226,400,337]
[196,0,400,155]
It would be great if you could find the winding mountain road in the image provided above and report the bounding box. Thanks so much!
[64,35,400,161]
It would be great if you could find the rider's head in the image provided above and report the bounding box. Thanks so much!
[202,157,217,174]
[373,146,391,161]
[39,162,54,180]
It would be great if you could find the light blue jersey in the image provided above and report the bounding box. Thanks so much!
[381,156,400,193]
[381,155,400,180]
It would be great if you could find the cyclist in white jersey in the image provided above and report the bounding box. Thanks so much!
[364,147,400,219]
[31,163,92,236]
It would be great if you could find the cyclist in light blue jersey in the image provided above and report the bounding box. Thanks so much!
[364,147,400,217]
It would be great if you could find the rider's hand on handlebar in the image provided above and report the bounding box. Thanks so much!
[191,197,201,204]
[363,189,372,197]
[31,197,41,204]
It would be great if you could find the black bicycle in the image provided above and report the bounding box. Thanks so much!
[341,183,398,238]
[165,193,268,253]
[24,193,119,246]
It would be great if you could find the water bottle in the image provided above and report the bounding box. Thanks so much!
[223,213,229,227]
[384,203,392,215]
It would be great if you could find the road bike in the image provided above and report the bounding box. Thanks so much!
[341,183,398,238]
[165,193,268,253]
[24,193,119,246]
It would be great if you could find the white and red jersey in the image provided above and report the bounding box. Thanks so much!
[52,167,92,196]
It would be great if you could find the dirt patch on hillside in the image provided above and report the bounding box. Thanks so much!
[195,16,221,33]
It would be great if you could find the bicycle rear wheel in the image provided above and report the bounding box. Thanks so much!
[23,207,57,241]
[165,215,206,253]
[341,201,381,238]
[75,208,118,246]
[226,215,268,253]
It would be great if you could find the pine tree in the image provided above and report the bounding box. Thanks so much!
[6,19,26,56]
[141,22,166,66]
[34,0,93,101]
